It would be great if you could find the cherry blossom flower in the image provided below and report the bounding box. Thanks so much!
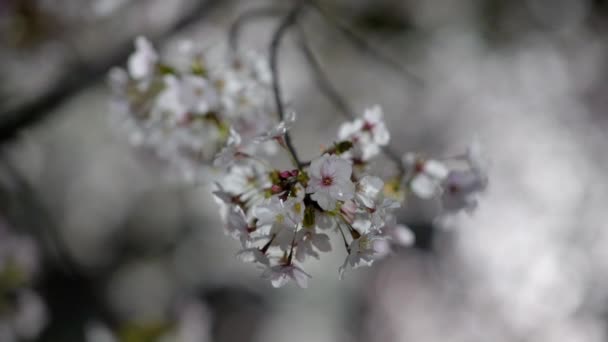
[294,227,332,262]
[254,111,296,143]
[402,153,449,199]
[261,263,311,288]
[236,248,270,266]
[338,105,390,161]
[306,154,355,211]
[339,232,386,279]
[440,140,488,214]
[127,36,158,81]
[225,206,252,247]
[213,128,248,168]
[354,175,384,208]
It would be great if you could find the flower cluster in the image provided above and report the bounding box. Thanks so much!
[401,140,488,214]
[213,106,420,287]
[109,36,488,288]
[109,37,278,181]
[0,220,48,341]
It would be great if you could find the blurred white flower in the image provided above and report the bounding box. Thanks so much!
[85,322,117,342]
[236,248,270,266]
[226,205,252,247]
[127,36,158,81]
[402,153,449,199]
[254,111,296,143]
[213,128,246,169]
[261,263,311,288]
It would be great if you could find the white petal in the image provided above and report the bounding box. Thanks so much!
[392,225,415,246]
[312,234,332,252]
[363,105,383,123]
[311,192,336,211]
[291,267,311,288]
[424,160,449,180]
[411,174,440,199]
[373,122,390,146]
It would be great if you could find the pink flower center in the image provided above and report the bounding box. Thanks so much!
[414,161,425,173]
[322,176,333,186]
[448,184,459,193]
[362,121,375,131]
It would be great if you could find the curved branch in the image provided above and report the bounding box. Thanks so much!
[295,24,405,174]
[228,7,286,53]
[307,0,424,88]
[269,3,305,168]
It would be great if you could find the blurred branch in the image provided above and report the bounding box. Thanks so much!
[269,2,305,169]
[307,0,424,87]
[0,150,78,275]
[0,0,221,145]
[295,24,405,174]
[228,6,286,53]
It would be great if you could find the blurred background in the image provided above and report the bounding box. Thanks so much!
[2,0,608,341]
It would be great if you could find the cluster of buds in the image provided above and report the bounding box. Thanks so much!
[109,37,279,181]
[0,220,48,341]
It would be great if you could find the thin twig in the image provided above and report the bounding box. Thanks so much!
[269,3,305,169]
[307,0,424,87]
[228,7,286,53]
[0,151,78,275]
[295,24,405,174]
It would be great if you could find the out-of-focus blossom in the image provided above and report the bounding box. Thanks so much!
[85,298,210,342]
[339,232,386,279]
[128,36,159,81]
[0,220,47,341]
[109,37,279,181]
[402,153,450,199]
[261,263,311,288]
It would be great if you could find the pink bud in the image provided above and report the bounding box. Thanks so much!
[271,184,283,193]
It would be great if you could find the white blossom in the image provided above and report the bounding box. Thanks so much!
[338,105,390,161]
[306,154,355,211]
[261,264,311,288]
[226,205,251,247]
[254,111,296,143]
[213,128,246,168]
[294,228,332,262]
[355,175,384,208]
[339,232,386,279]
[127,36,158,80]
[236,248,270,266]
[402,153,449,199]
